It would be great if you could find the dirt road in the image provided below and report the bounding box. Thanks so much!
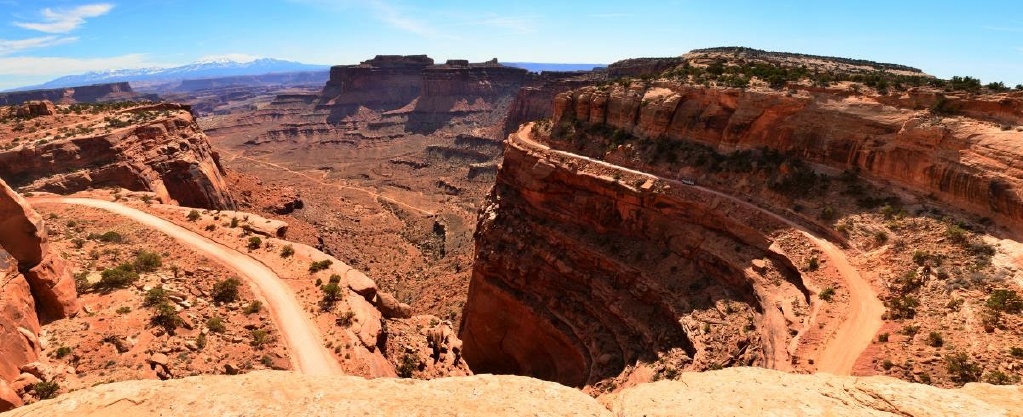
[30,197,342,376]
[512,125,884,375]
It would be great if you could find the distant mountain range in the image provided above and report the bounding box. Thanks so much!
[504,62,606,73]
[9,58,330,91]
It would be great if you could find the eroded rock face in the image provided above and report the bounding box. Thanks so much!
[503,71,601,135]
[0,103,235,210]
[0,179,77,411]
[459,138,808,386]
[552,83,1023,228]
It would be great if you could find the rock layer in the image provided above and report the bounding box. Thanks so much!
[460,135,808,386]
[0,83,149,106]
[552,82,1023,228]
[0,103,235,210]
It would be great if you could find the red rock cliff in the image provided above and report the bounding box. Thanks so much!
[552,83,1023,228]
[0,103,235,210]
[0,82,148,106]
[0,178,77,410]
[459,131,809,386]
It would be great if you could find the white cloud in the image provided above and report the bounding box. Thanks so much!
[15,3,115,34]
[0,54,160,76]
[0,36,78,55]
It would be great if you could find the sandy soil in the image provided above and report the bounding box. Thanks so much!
[30,196,342,376]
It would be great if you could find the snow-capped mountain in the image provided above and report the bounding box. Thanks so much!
[23,58,329,90]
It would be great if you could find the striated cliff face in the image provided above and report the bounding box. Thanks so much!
[0,103,235,209]
[319,55,434,121]
[0,83,149,106]
[460,131,810,387]
[0,178,76,411]
[551,82,1023,229]
[503,71,602,135]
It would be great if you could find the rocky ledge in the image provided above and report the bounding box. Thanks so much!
[3,368,1020,416]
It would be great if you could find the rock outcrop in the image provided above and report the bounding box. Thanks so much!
[503,71,601,135]
[5,368,1020,416]
[0,179,77,411]
[0,83,150,106]
[459,132,810,387]
[0,103,235,210]
[319,55,435,120]
[551,82,1023,229]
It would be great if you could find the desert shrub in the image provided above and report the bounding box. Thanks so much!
[206,316,226,333]
[96,263,139,290]
[133,250,162,272]
[881,359,894,370]
[397,352,418,378]
[211,277,241,303]
[336,310,356,327]
[1010,347,1023,358]
[243,300,262,315]
[250,329,271,348]
[946,224,968,244]
[807,256,820,271]
[204,224,216,232]
[89,230,124,243]
[945,351,982,383]
[309,259,333,273]
[143,286,168,307]
[986,289,1023,313]
[55,346,72,359]
[885,295,920,320]
[247,236,262,250]
[280,244,295,258]
[186,210,201,222]
[819,205,836,221]
[150,301,181,332]
[900,324,920,336]
[983,370,1016,385]
[873,230,889,245]
[33,381,59,399]
[926,332,944,347]
[230,217,239,228]
[320,274,344,310]
[818,286,835,302]
[116,306,131,314]
[877,332,889,343]
[71,238,85,249]
[74,271,91,294]
[196,332,207,350]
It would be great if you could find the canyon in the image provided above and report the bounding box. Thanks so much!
[1,47,1023,415]
[0,83,154,106]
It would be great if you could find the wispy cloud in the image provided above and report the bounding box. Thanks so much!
[0,36,78,55]
[288,0,439,37]
[0,54,161,76]
[588,13,634,18]
[15,3,115,34]
[196,53,262,63]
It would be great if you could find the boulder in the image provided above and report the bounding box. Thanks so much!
[14,101,56,117]
[373,292,411,319]
[0,378,22,412]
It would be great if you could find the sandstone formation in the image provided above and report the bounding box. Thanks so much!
[0,103,235,210]
[0,179,77,411]
[503,71,601,135]
[0,83,151,106]
[460,133,811,386]
[549,68,1023,229]
[5,368,1021,416]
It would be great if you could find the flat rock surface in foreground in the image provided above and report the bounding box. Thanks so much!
[3,371,612,417]
[601,367,1023,416]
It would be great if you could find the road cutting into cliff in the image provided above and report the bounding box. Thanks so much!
[511,124,884,376]
[29,196,343,376]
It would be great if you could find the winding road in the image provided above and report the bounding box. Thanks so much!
[30,197,342,376]
[511,125,884,375]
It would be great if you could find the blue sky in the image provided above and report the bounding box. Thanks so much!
[1,0,1022,90]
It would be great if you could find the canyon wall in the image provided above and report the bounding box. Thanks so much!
[0,178,77,411]
[503,71,601,135]
[0,83,150,106]
[459,134,809,386]
[0,103,235,210]
[551,82,1023,228]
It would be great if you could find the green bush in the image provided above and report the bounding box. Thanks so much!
[55,346,72,359]
[1010,347,1023,358]
[143,286,168,307]
[33,381,59,399]
[926,332,944,347]
[986,289,1023,313]
[309,259,333,273]
[945,351,982,383]
[877,332,889,343]
[818,286,835,302]
[807,256,820,271]
[89,230,124,243]
[186,210,201,222]
[250,329,271,348]
[95,263,139,290]
[211,278,241,303]
[247,236,262,250]
[206,316,226,333]
[397,352,418,378]
[280,245,295,258]
[150,301,182,332]
[243,300,262,315]
[133,250,162,272]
